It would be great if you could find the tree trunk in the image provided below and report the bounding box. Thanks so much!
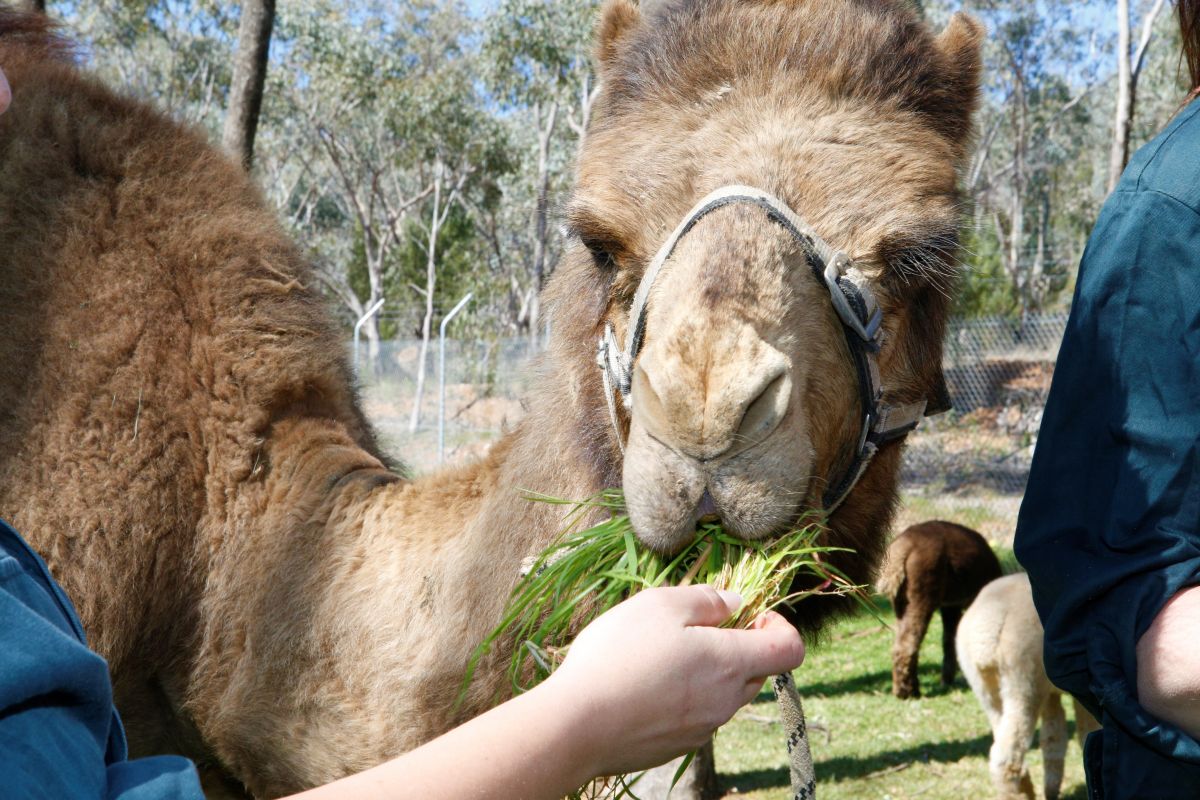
[1109,0,1133,194]
[528,101,558,350]
[410,162,445,434]
[222,0,276,171]
[1109,0,1167,190]
[1030,191,1049,310]
[363,320,382,377]
[364,235,386,377]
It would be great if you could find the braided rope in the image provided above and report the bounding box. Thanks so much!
[774,672,816,800]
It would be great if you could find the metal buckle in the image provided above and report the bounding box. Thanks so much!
[823,254,881,343]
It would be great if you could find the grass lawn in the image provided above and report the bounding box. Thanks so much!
[713,601,1091,800]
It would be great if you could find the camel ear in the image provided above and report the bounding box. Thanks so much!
[595,0,641,72]
[928,12,984,148]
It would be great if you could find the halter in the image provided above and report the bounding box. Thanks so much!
[595,185,929,512]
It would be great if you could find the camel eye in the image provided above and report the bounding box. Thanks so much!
[580,235,618,270]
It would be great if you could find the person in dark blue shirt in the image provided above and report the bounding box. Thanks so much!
[1015,3,1200,797]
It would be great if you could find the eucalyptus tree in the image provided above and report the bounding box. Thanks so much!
[1109,0,1169,190]
[481,0,597,346]
[260,0,503,381]
[64,0,236,134]
[952,0,1107,317]
[222,0,276,171]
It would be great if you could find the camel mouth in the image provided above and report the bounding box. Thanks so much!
[621,409,812,554]
[696,489,719,522]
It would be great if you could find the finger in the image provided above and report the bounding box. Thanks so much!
[741,676,768,706]
[635,585,741,627]
[672,584,741,627]
[727,623,805,678]
[751,609,791,631]
[0,67,10,116]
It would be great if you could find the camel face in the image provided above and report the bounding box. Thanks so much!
[569,0,983,552]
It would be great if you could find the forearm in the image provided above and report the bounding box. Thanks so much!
[1137,585,1200,738]
[290,682,599,800]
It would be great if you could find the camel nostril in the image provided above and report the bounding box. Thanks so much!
[735,370,791,449]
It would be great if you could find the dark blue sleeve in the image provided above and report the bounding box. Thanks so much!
[1015,188,1200,796]
[0,523,203,799]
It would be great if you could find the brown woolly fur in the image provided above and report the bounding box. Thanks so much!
[879,520,1002,699]
[956,574,1100,800]
[0,1,981,796]
[1181,0,1200,91]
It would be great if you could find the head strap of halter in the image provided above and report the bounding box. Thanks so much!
[595,185,930,512]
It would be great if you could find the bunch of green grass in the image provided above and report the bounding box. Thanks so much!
[459,490,865,798]
[465,489,862,697]
[460,490,865,798]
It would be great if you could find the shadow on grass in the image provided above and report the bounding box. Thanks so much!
[718,732,992,793]
[796,663,954,699]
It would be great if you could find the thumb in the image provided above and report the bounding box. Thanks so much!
[672,584,742,627]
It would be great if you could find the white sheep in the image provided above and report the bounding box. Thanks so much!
[956,572,1100,800]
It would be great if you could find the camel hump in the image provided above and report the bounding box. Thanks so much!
[0,6,74,64]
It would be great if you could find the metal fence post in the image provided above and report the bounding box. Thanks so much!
[438,292,474,464]
[353,298,386,373]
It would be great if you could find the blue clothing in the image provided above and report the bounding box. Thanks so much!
[0,519,203,799]
[1016,98,1200,797]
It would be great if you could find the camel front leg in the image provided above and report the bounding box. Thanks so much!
[632,740,719,800]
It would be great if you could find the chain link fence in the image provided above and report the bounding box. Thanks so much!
[894,313,1067,545]
[357,313,1069,545]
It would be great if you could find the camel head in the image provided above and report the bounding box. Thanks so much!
[558,0,982,554]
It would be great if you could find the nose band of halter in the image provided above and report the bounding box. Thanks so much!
[594,184,930,512]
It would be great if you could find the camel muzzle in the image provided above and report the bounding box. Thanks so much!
[597,184,932,514]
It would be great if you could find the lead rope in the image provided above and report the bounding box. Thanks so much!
[774,672,816,800]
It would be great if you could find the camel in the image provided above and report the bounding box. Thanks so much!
[957,572,1100,800]
[879,520,1003,698]
[0,2,982,797]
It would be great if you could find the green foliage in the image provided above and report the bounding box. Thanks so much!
[66,0,237,132]
[60,0,1200,334]
[954,226,1017,318]
[385,205,485,338]
[482,0,596,107]
[464,491,856,699]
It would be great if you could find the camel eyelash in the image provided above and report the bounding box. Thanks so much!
[565,221,621,270]
[580,236,619,269]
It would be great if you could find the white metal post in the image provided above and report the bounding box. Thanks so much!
[438,292,474,463]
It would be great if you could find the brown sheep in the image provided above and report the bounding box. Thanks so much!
[0,3,983,796]
[957,572,1100,800]
[879,520,1003,699]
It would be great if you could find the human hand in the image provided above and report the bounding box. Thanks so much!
[0,66,9,116]
[542,585,805,778]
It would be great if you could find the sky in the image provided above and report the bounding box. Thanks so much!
[466,0,496,17]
